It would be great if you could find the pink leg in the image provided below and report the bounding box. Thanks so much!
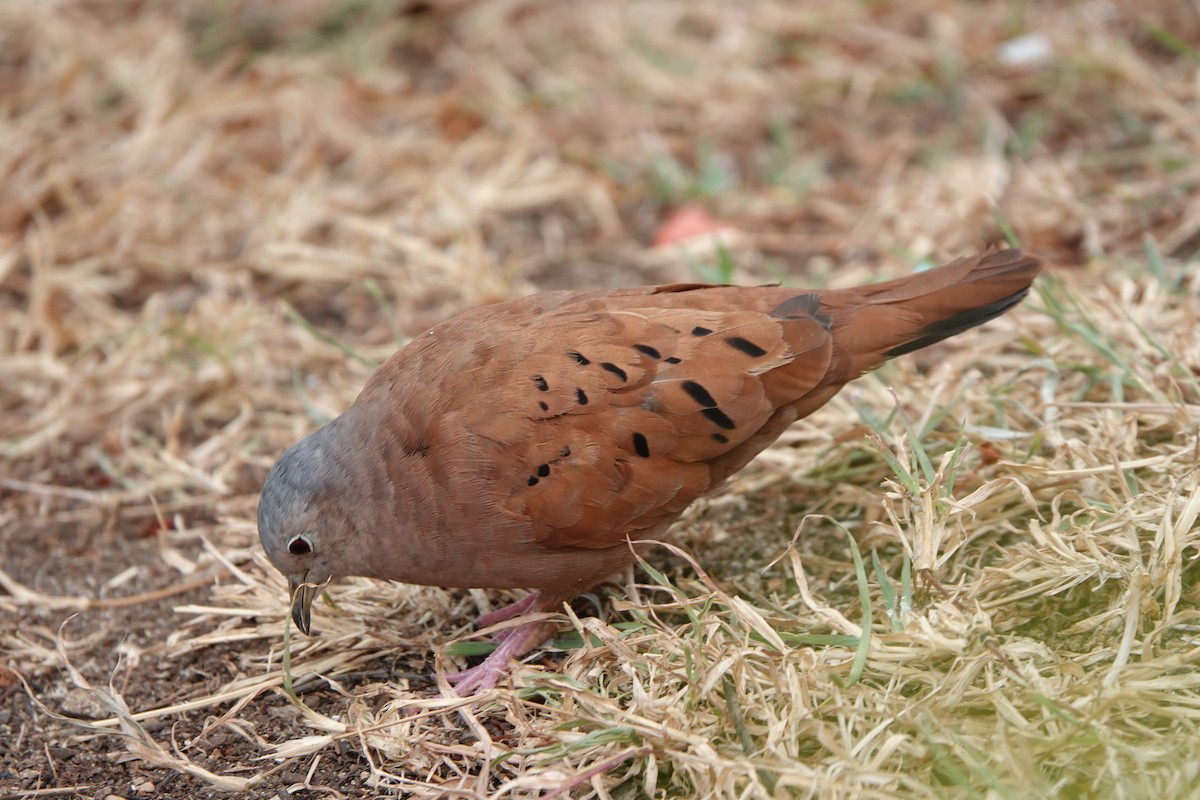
[445,618,555,695]
[474,591,540,629]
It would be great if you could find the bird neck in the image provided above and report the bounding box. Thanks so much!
[313,399,452,583]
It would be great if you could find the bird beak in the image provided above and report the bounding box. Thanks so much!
[288,571,318,635]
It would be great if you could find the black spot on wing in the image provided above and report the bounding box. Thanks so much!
[692,326,713,336]
[725,336,767,358]
[576,388,589,405]
[537,463,550,477]
[632,432,650,458]
[664,356,682,364]
[702,407,736,430]
[681,380,718,408]
[568,351,591,365]
[633,343,661,359]
[600,362,628,383]
[533,375,549,391]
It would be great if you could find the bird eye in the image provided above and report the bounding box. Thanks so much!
[287,535,313,556]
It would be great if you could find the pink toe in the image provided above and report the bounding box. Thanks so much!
[447,636,525,695]
[475,591,540,628]
[445,616,556,695]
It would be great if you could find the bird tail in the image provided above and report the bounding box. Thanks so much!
[822,247,1042,377]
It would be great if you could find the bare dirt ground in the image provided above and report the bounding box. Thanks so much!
[3,1,1199,798]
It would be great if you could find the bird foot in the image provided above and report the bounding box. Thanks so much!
[445,632,531,695]
[446,612,560,696]
[474,591,540,629]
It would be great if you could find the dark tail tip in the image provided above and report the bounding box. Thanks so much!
[883,286,1032,359]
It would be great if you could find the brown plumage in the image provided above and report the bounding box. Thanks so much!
[258,247,1041,693]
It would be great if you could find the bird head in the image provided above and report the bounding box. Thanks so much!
[257,434,341,635]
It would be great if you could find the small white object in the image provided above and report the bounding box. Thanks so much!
[998,33,1052,67]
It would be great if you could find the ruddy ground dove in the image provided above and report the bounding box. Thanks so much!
[258,247,1041,693]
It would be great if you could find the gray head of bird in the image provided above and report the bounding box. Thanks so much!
[256,431,347,635]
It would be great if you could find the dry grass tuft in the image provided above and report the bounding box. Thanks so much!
[2,0,1199,797]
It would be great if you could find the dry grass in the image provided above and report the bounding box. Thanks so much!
[2,0,1199,797]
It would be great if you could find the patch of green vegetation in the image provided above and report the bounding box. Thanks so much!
[647,143,739,203]
[758,118,828,196]
[1007,110,1049,159]
[685,243,737,284]
[1143,24,1200,65]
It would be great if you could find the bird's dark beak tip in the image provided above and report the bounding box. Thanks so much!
[287,572,315,636]
[291,603,311,635]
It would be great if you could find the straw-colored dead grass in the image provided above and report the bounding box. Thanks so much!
[2,0,1199,797]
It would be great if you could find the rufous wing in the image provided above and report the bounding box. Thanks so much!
[487,290,835,550]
